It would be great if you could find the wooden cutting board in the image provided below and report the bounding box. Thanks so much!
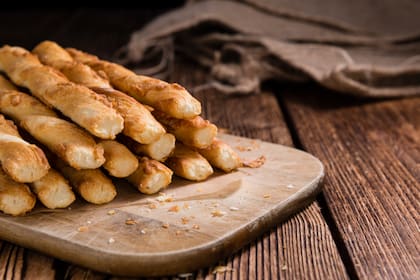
[0,134,324,277]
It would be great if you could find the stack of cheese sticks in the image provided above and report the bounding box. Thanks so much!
[0,41,241,216]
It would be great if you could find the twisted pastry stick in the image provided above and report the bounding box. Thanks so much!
[0,114,49,183]
[67,47,201,119]
[33,41,165,144]
[0,45,124,139]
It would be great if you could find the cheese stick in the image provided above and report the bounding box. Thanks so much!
[153,110,217,149]
[98,140,138,178]
[166,143,213,181]
[33,41,166,144]
[126,157,173,194]
[0,89,57,118]
[0,114,49,183]
[0,169,36,216]
[0,89,105,169]
[0,45,124,139]
[30,169,76,209]
[0,75,17,90]
[54,159,117,205]
[20,116,105,169]
[33,41,110,88]
[92,87,165,144]
[197,139,241,172]
[121,133,175,161]
[67,47,201,119]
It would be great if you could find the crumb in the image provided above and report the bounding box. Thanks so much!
[211,210,226,217]
[183,202,191,209]
[125,218,137,225]
[175,230,182,236]
[263,194,271,198]
[192,224,200,230]
[286,184,295,189]
[212,265,233,274]
[281,265,287,271]
[148,203,158,209]
[241,155,266,168]
[229,206,239,211]
[107,209,116,215]
[86,220,92,224]
[157,193,174,203]
[168,205,180,212]
[77,226,88,232]
[235,145,253,152]
[196,187,203,192]
[67,207,72,210]
[140,229,146,234]
[181,217,190,224]
[108,237,115,244]
[162,223,169,229]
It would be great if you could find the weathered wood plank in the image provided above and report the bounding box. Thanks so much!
[282,86,420,279]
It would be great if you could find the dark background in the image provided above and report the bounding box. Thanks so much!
[0,5,184,60]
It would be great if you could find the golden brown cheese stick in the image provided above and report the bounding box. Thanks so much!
[0,169,36,216]
[153,110,217,149]
[126,157,173,194]
[197,139,241,172]
[20,116,105,170]
[98,140,138,178]
[0,75,17,90]
[30,169,76,209]
[33,41,111,88]
[0,46,124,139]
[33,41,166,144]
[93,87,165,144]
[0,89,57,118]
[0,90,105,169]
[54,158,117,205]
[0,114,49,183]
[120,133,175,162]
[166,143,213,181]
[67,47,202,119]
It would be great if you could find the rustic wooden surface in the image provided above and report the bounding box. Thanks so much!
[282,89,420,279]
[0,7,418,280]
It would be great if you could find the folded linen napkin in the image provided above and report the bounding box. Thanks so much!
[121,0,420,97]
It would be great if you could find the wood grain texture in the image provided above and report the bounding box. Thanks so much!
[282,86,420,279]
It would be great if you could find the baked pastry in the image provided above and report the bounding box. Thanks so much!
[0,45,124,139]
[67,47,201,119]
[0,114,49,182]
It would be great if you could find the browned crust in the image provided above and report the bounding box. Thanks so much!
[0,114,50,183]
[165,143,213,181]
[153,111,217,148]
[126,157,173,194]
[0,45,124,139]
[0,169,36,216]
[67,47,201,119]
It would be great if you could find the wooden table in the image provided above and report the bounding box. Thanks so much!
[0,8,418,280]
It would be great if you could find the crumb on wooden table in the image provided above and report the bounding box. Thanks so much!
[125,218,137,225]
[241,155,266,168]
[77,226,88,232]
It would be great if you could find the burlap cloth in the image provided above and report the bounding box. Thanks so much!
[120,0,420,97]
